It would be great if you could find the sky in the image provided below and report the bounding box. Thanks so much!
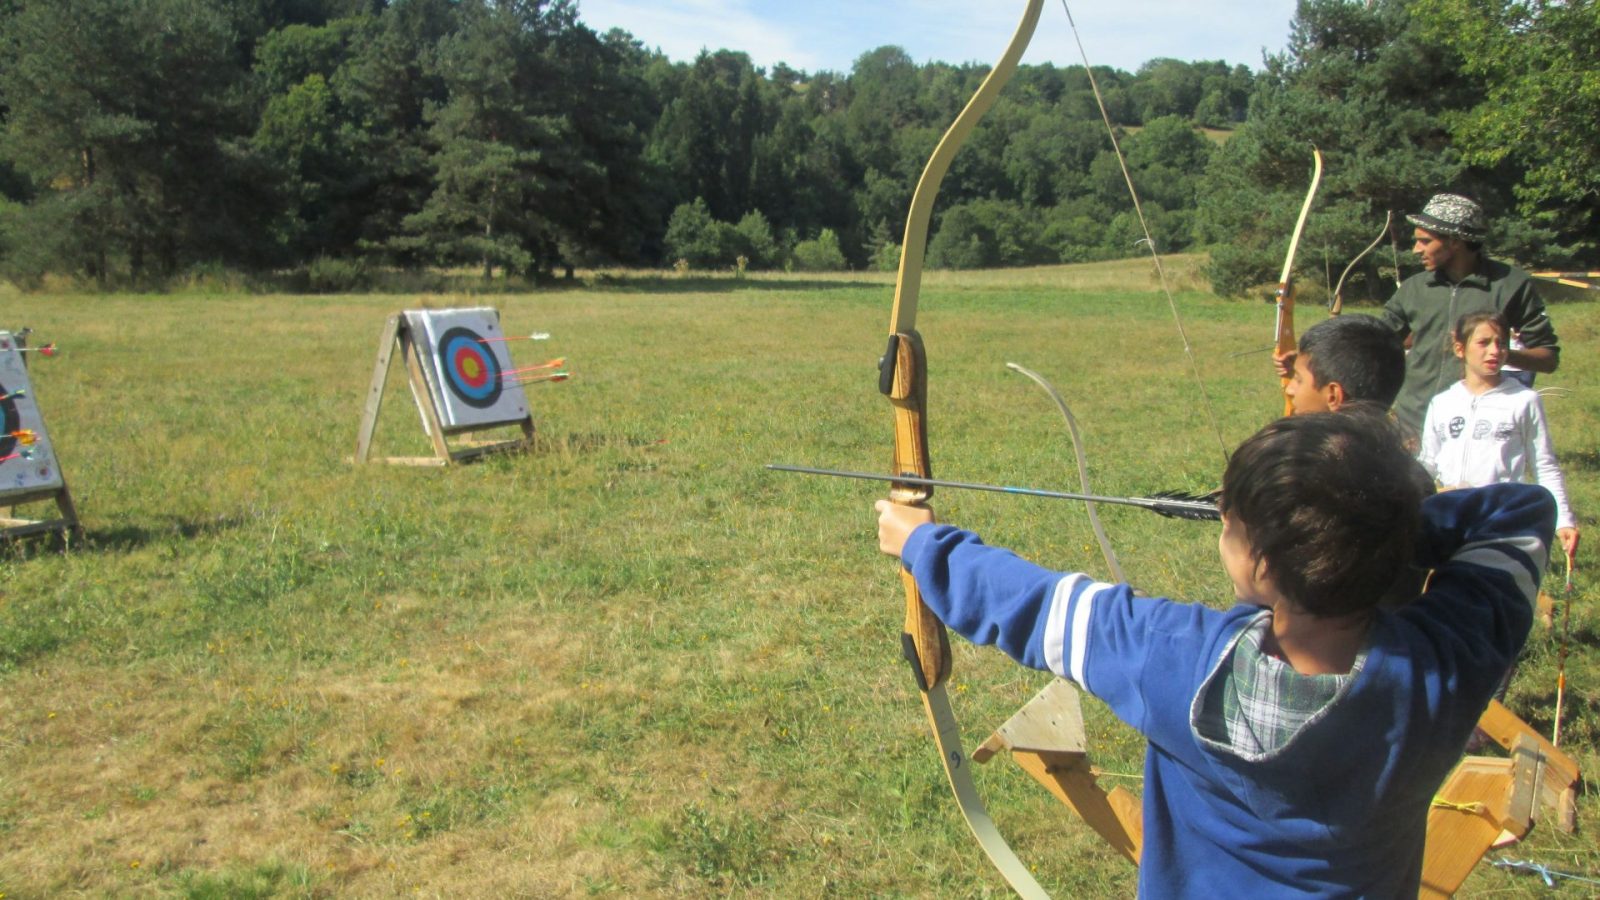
[575,0,1302,75]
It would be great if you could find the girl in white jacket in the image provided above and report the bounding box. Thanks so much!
[1419,312,1579,557]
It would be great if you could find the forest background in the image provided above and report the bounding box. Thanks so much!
[0,0,1597,296]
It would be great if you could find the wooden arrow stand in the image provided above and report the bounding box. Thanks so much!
[977,682,1580,894]
[353,314,534,466]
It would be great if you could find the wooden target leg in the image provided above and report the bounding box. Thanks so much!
[1420,735,1539,898]
[1475,700,1579,833]
[974,679,1142,865]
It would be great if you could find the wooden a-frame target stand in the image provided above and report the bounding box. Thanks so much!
[354,311,535,466]
[0,329,80,544]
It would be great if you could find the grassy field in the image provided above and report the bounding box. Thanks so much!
[0,259,1595,897]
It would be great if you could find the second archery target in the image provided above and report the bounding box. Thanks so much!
[405,308,529,430]
[0,332,65,499]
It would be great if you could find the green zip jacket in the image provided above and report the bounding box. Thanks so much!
[1377,257,1559,435]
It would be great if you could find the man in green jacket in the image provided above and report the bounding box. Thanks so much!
[1378,193,1561,435]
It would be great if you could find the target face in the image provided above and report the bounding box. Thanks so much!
[0,333,64,497]
[404,309,529,430]
[437,326,504,409]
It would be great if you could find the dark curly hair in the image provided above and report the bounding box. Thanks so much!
[1218,404,1433,617]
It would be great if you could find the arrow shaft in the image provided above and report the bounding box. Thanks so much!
[510,371,568,385]
[501,358,566,377]
[477,333,550,343]
[766,464,1217,518]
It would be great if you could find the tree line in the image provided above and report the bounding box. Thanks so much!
[0,0,1593,295]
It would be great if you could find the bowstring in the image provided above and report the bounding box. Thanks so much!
[1058,0,1231,464]
[1007,361,1128,584]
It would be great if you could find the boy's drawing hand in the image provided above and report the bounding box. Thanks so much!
[875,499,934,559]
[1558,526,1579,560]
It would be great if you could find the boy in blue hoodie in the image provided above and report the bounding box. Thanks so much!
[875,407,1551,897]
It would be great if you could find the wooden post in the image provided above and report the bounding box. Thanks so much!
[1419,735,1541,898]
[1474,700,1580,832]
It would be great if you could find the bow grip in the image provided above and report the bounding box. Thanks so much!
[880,331,933,505]
[880,329,950,689]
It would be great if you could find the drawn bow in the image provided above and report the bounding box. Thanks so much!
[1272,146,1323,415]
[879,1,1050,896]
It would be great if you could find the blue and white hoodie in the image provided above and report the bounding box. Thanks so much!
[900,483,1552,898]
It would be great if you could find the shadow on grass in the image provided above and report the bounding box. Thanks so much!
[1561,448,1600,474]
[532,431,673,453]
[75,514,252,554]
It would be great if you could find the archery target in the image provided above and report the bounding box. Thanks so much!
[437,326,503,409]
[404,309,529,430]
[0,332,65,498]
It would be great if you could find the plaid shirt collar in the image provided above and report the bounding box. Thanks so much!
[1194,612,1367,760]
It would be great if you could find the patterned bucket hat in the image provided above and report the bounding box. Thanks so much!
[1406,193,1486,242]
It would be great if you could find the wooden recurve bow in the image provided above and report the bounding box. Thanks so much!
[879,1,1050,896]
[1273,146,1324,416]
[1330,210,1393,317]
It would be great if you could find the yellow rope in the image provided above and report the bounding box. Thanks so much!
[1430,797,1485,815]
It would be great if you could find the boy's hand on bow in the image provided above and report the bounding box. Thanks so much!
[875,499,934,559]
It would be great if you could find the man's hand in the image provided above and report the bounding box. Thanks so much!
[1508,345,1558,375]
[875,499,935,559]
